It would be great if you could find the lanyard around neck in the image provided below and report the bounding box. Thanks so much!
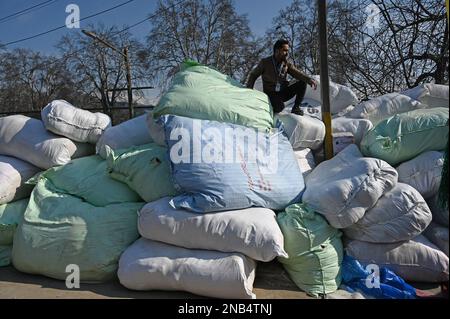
[272,56,286,78]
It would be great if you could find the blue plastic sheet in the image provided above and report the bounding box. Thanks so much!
[341,254,416,299]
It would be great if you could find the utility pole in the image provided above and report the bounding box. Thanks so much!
[123,47,134,118]
[317,0,334,160]
[82,29,134,119]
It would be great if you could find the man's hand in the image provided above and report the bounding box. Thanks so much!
[309,79,318,90]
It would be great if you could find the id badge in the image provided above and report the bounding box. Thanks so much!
[275,83,281,92]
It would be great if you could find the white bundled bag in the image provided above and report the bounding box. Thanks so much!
[397,151,444,199]
[41,100,111,144]
[96,114,153,158]
[293,148,316,178]
[138,197,287,262]
[348,93,425,125]
[427,194,448,227]
[402,83,449,108]
[345,235,449,283]
[146,111,165,146]
[332,117,373,145]
[344,183,432,243]
[0,156,40,205]
[305,75,340,105]
[423,222,449,257]
[299,98,322,120]
[118,238,257,299]
[303,144,398,229]
[304,76,358,114]
[275,113,325,150]
[0,115,94,169]
[332,84,359,114]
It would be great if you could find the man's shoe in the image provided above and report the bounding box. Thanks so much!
[291,105,304,116]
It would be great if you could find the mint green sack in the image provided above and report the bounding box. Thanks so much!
[38,155,141,206]
[0,198,29,245]
[277,203,343,297]
[106,144,177,203]
[12,178,144,282]
[0,245,11,267]
[153,65,274,130]
[361,107,449,166]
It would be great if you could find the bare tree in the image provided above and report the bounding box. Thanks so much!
[145,0,263,88]
[0,49,80,114]
[332,0,448,97]
[57,24,148,116]
[266,0,449,99]
[265,0,320,75]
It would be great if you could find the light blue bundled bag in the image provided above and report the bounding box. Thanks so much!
[159,115,305,213]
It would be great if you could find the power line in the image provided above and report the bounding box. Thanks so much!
[0,0,58,24]
[94,0,188,39]
[1,0,187,83]
[2,0,136,46]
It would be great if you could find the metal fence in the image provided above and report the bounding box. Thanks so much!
[0,105,155,125]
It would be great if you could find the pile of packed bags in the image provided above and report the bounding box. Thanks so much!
[118,63,308,298]
[1,60,449,299]
[0,101,107,267]
[297,80,450,292]
[256,75,449,297]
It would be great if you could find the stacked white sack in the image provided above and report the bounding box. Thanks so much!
[0,156,40,205]
[0,115,93,169]
[96,114,153,158]
[41,100,111,144]
[348,92,426,125]
[402,83,449,108]
[138,197,288,262]
[343,183,432,243]
[396,151,444,199]
[293,148,316,178]
[118,238,257,299]
[302,144,398,229]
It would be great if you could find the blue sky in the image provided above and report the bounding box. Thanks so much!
[0,0,294,55]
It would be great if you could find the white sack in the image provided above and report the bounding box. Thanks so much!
[41,100,111,144]
[118,238,257,299]
[397,151,444,199]
[146,111,165,146]
[345,235,449,283]
[427,194,448,227]
[348,93,425,125]
[402,83,449,108]
[275,113,325,150]
[423,222,449,257]
[303,144,398,229]
[332,84,359,114]
[96,114,152,159]
[344,183,432,243]
[293,148,316,178]
[305,75,340,105]
[0,156,40,205]
[0,115,94,169]
[138,197,287,262]
[332,117,373,145]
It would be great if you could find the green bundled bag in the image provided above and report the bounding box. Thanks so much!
[153,65,274,130]
[37,155,141,206]
[277,203,343,297]
[0,245,11,267]
[106,144,178,202]
[0,198,29,245]
[12,178,144,282]
[361,107,449,165]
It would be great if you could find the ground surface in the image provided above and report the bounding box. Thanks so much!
[0,261,444,299]
[0,261,311,299]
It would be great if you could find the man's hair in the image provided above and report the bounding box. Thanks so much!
[273,39,290,53]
